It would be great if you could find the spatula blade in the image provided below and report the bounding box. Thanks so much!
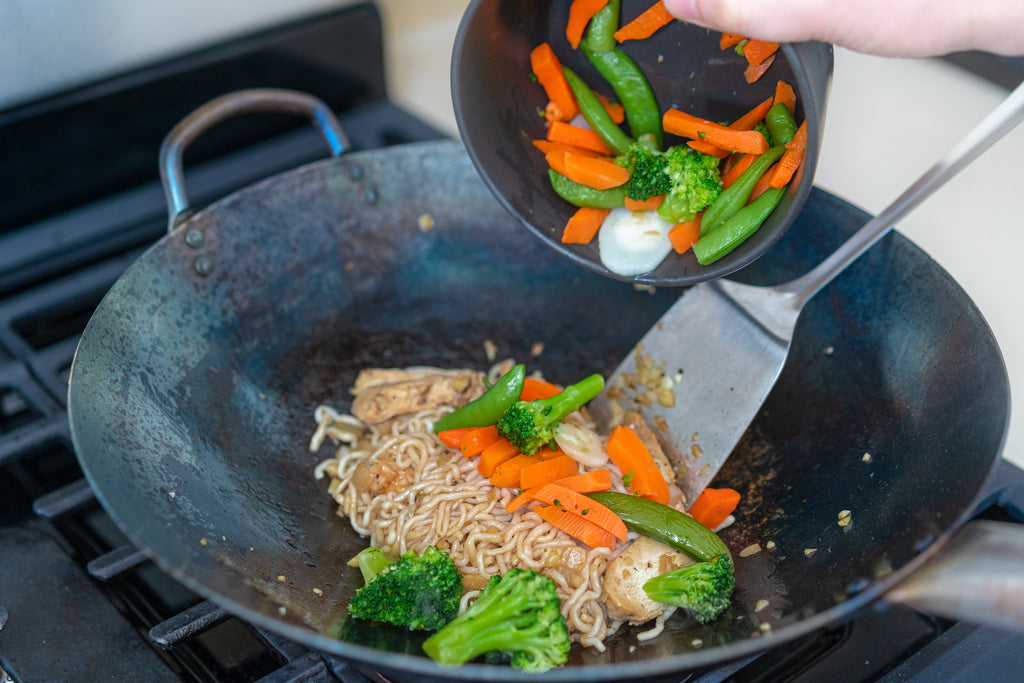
[591,280,794,505]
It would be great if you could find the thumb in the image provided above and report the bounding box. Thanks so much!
[662,0,834,44]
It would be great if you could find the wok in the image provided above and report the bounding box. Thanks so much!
[69,90,1017,682]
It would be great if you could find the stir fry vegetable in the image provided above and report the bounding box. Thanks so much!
[432,364,525,433]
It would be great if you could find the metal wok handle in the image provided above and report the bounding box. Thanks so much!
[158,88,350,232]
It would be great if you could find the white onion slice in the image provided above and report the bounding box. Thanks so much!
[554,422,608,469]
[598,208,674,276]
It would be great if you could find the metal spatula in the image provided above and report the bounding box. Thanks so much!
[592,82,1024,505]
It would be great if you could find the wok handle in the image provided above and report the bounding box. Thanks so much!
[158,88,350,232]
[885,520,1024,631]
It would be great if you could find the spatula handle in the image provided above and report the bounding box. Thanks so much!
[781,81,1024,306]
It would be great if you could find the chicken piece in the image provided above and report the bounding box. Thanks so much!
[625,411,677,486]
[350,369,486,424]
[602,535,694,624]
[367,454,413,496]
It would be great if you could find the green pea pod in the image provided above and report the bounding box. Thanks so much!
[586,491,730,562]
[563,67,633,155]
[584,47,664,149]
[657,191,698,224]
[693,186,785,265]
[700,144,785,236]
[765,102,798,146]
[432,364,525,433]
[549,169,627,208]
[580,0,620,52]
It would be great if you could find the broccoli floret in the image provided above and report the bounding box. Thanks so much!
[753,120,773,148]
[619,139,672,201]
[348,546,462,631]
[422,568,570,673]
[497,374,604,455]
[642,554,735,623]
[657,145,724,223]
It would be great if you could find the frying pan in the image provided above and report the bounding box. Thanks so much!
[69,90,1018,682]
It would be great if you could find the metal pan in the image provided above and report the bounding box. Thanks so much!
[69,90,1015,682]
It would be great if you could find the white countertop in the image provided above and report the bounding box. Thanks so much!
[378,0,1024,470]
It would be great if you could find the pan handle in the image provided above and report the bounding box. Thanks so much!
[158,88,350,232]
[885,520,1024,631]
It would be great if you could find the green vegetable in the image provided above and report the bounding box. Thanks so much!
[657,145,725,223]
[765,102,798,146]
[433,364,525,433]
[618,137,672,201]
[643,555,735,623]
[422,568,570,673]
[348,546,462,631]
[580,0,619,52]
[355,546,396,583]
[497,373,604,455]
[585,491,730,562]
[563,66,633,155]
[694,186,785,265]
[548,169,627,208]
[753,120,773,147]
[700,144,785,236]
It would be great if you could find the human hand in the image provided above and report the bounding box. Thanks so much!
[663,0,1024,58]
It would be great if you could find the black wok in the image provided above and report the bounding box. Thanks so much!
[69,90,1014,682]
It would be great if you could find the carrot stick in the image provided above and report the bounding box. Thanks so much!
[520,377,563,401]
[537,445,567,460]
[459,425,500,458]
[769,120,807,188]
[531,484,628,540]
[532,139,604,159]
[505,469,612,512]
[477,437,521,478]
[744,53,776,83]
[668,216,702,254]
[663,109,769,155]
[721,152,757,188]
[774,80,797,115]
[686,139,731,158]
[546,121,613,155]
[490,453,540,489]
[437,427,471,450]
[730,96,774,131]
[566,0,610,49]
[562,151,631,190]
[623,195,665,212]
[688,487,741,529]
[534,504,617,549]
[520,455,580,490]
[749,161,779,201]
[613,1,674,42]
[743,39,780,67]
[605,425,671,504]
[595,92,625,124]
[530,43,578,121]
[561,206,609,245]
[719,33,745,49]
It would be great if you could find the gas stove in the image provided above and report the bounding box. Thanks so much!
[1,4,1023,681]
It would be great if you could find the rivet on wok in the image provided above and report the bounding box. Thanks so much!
[193,255,213,276]
[363,187,379,204]
[347,164,364,180]
[184,228,204,248]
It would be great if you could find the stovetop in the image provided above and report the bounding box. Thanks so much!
[1,4,1023,681]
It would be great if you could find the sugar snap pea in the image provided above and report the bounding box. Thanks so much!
[765,102,798,146]
[699,144,785,236]
[563,67,633,156]
[580,0,619,52]
[693,187,785,265]
[432,364,525,433]
[548,169,627,208]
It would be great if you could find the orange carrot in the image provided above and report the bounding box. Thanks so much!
[566,0,610,49]
[520,377,562,401]
[544,100,566,124]
[505,469,612,512]
[769,120,807,188]
[520,455,580,490]
[605,425,670,504]
[544,149,573,178]
[721,152,757,188]
[490,452,540,489]
[562,152,631,190]
[537,445,567,460]
[686,139,731,158]
[749,161,778,201]
[668,216,701,254]
[437,427,471,450]
[730,96,774,131]
[719,33,745,49]
[532,139,604,159]
[506,488,537,513]
[530,43,578,121]
[688,487,741,529]
[774,80,797,115]
[595,92,625,124]
[477,437,521,478]
[534,504,617,549]
[744,53,776,83]
[562,206,609,245]
[613,1,674,42]
[547,121,613,154]
[531,484,628,540]
[663,109,769,155]
[459,425,500,458]
[623,195,665,212]
[742,39,780,67]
